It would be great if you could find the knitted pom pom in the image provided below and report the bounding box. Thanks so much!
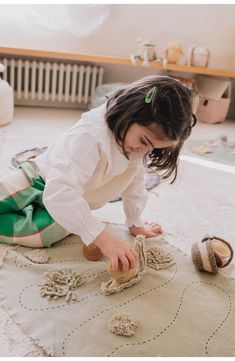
[109,313,138,336]
[25,249,49,264]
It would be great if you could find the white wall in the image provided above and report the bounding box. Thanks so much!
[1,4,235,116]
[1,4,235,67]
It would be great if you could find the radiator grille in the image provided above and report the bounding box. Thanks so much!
[0,57,104,109]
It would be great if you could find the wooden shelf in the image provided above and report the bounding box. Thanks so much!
[1,46,235,79]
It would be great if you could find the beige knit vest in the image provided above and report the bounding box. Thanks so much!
[83,147,140,209]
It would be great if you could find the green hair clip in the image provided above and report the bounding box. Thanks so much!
[145,86,157,104]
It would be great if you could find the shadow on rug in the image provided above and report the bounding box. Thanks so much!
[0,224,234,357]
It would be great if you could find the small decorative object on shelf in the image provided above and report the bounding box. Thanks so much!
[187,45,210,67]
[162,42,184,67]
[130,37,157,66]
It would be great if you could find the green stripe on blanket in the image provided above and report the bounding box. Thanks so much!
[0,161,69,247]
[0,185,43,214]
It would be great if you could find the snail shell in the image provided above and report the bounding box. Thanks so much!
[108,261,137,284]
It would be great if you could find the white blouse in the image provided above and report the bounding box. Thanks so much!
[34,103,148,245]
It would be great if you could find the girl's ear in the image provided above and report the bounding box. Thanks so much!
[191,113,198,127]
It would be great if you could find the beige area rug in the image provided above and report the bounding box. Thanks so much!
[0,224,234,357]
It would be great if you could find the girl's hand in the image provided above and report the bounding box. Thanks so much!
[129,221,163,238]
[93,230,138,272]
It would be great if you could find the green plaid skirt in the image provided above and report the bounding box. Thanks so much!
[0,161,70,247]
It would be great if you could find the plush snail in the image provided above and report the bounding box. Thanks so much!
[191,236,233,274]
[101,235,146,295]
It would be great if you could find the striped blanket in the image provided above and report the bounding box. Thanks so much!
[0,161,69,247]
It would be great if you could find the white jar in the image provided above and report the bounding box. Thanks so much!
[0,63,14,127]
[188,46,210,67]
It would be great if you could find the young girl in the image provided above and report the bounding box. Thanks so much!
[0,75,197,272]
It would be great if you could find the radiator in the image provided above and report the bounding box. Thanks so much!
[0,57,104,109]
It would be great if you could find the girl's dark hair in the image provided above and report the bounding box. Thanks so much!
[105,75,197,183]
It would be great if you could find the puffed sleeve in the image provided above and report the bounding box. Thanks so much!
[121,166,148,227]
[42,132,105,245]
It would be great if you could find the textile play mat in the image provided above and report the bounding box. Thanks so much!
[0,223,234,357]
